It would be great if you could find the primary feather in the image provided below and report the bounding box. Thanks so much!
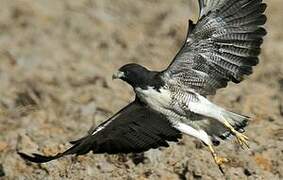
[18,100,182,163]
[163,0,266,95]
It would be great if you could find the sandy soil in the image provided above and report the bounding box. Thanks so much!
[0,0,282,179]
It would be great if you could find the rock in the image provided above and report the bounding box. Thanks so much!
[279,103,283,116]
[80,101,96,117]
[129,153,147,165]
[0,164,5,177]
[0,141,8,152]
[244,168,252,176]
[254,154,272,172]
[278,79,283,92]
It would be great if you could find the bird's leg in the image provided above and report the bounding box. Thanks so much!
[173,122,229,173]
[186,94,249,148]
[222,119,249,149]
[208,144,228,174]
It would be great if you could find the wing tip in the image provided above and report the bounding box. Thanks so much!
[17,151,57,163]
[17,137,91,163]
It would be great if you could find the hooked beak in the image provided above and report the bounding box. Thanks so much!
[112,71,125,80]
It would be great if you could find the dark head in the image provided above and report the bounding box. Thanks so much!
[112,63,163,89]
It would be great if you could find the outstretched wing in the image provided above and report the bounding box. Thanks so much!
[18,100,181,163]
[162,0,267,95]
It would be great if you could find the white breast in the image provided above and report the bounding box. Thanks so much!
[135,87,171,110]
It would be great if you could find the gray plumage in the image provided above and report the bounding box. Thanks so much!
[162,0,266,95]
[158,0,266,141]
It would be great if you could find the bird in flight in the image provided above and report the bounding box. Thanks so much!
[18,0,266,173]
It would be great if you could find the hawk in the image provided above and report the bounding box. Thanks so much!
[19,0,266,173]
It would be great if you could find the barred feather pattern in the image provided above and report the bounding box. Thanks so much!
[162,0,267,95]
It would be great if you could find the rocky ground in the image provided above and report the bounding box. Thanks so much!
[0,0,282,179]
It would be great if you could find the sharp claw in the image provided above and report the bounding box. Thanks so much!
[214,156,228,175]
[222,120,250,149]
[215,156,229,164]
[235,132,249,149]
[208,145,228,174]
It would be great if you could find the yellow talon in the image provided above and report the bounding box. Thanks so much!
[208,145,228,174]
[222,120,249,149]
[235,132,249,149]
[214,156,229,165]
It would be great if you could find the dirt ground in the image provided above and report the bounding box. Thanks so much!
[0,0,282,179]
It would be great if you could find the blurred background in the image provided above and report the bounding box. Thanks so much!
[0,0,282,179]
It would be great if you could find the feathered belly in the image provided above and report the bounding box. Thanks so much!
[135,86,172,111]
[135,87,200,123]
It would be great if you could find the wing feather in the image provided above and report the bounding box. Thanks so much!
[18,100,181,163]
[162,0,267,95]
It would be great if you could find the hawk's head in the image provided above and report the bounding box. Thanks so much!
[113,63,162,89]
